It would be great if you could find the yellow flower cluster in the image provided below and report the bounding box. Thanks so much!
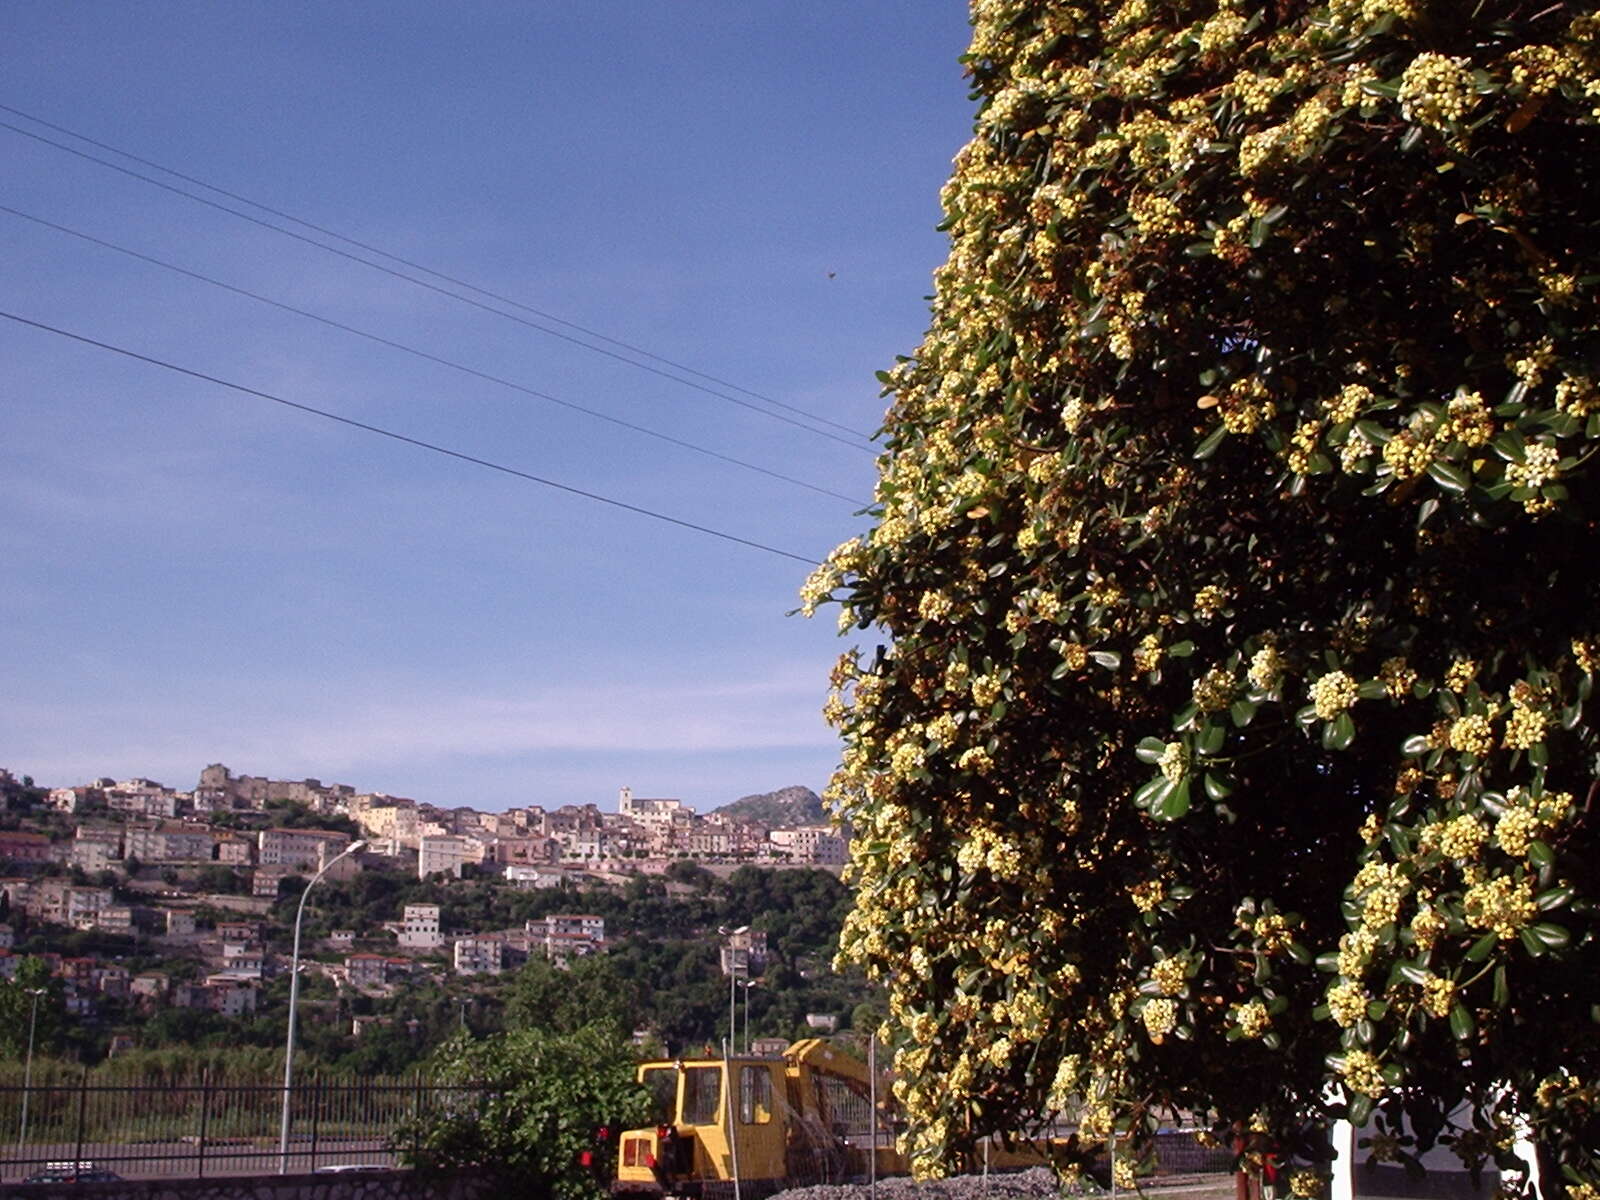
[1447,715,1495,758]
[1249,644,1284,691]
[1444,393,1494,447]
[1290,1170,1325,1199]
[1197,10,1246,55]
[1464,875,1537,940]
[1151,956,1187,996]
[1420,975,1457,1018]
[1574,638,1600,674]
[1326,382,1374,423]
[1398,53,1478,129]
[1507,443,1561,494]
[1446,659,1479,691]
[1234,999,1271,1038]
[1503,703,1548,751]
[972,673,1002,707]
[1220,376,1277,433]
[1379,657,1417,699]
[1254,912,1295,955]
[1158,741,1188,783]
[1232,70,1281,114]
[1311,671,1358,720]
[1061,641,1089,670]
[1556,376,1597,417]
[1342,1049,1388,1097]
[1328,980,1369,1027]
[1130,879,1166,912]
[1133,633,1163,672]
[1194,667,1238,712]
[1382,428,1434,478]
[1194,585,1228,620]
[1411,906,1448,951]
[1142,997,1178,1042]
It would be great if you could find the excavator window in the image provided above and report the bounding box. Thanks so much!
[740,1066,773,1124]
[642,1067,677,1125]
[682,1066,722,1125]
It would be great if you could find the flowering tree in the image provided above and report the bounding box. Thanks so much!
[805,0,1600,1193]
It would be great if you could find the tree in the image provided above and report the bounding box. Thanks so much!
[506,955,641,1036]
[0,957,64,1059]
[399,1025,651,1200]
[805,1,1600,1191]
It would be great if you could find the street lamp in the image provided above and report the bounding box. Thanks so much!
[15,987,48,1156]
[735,978,760,1055]
[278,839,366,1173]
[717,926,748,1054]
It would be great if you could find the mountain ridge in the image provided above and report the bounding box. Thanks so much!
[712,784,824,828]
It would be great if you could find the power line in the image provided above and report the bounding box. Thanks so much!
[0,307,823,567]
[0,101,872,443]
[0,202,867,507]
[0,109,878,452]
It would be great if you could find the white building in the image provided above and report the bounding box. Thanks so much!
[417,835,482,879]
[398,903,443,950]
[769,825,847,865]
[453,936,505,976]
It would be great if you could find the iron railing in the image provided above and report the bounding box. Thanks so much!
[0,1072,496,1183]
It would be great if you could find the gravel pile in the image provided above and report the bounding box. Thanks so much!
[773,1166,1066,1200]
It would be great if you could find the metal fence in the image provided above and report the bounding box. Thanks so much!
[0,1073,496,1183]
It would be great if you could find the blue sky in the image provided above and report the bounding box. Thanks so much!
[1,4,974,810]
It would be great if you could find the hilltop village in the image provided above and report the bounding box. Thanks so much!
[0,766,857,1063]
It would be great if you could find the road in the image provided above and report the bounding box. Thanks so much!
[3,1138,394,1182]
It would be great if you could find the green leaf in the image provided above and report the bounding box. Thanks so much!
[1091,650,1122,669]
[1168,640,1195,658]
[1449,1004,1475,1041]
[1324,712,1356,750]
[1493,965,1508,1009]
[1231,698,1257,727]
[1204,773,1233,801]
[1402,734,1431,756]
[1427,459,1470,492]
[1136,774,1175,808]
[1198,722,1225,755]
[1529,839,1554,868]
[1158,779,1192,821]
[1398,962,1429,985]
[1530,922,1569,949]
[1194,424,1227,461]
[1348,1095,1373,1125]
[1136,736,1169,763]
[1519,927,1548,957]
[1535,884,1572,911]
[1465,932,1499,962]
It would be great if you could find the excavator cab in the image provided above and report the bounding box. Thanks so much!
[614,1042,900,1199]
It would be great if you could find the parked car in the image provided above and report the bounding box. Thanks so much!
[23,1160,123,1183]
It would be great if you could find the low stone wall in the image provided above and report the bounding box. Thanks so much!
[0,1167,497,1200]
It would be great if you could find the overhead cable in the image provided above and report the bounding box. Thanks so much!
[0,307,823,567]
[0,115,876,454]
[0,202,867,507]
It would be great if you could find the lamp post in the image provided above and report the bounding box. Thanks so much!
[736,977,759,1055]
[278,839,366,1173]
[717,925,748,1054]
[16,987,48,1156]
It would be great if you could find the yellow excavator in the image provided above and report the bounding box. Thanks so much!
[612,1038,898,1199]
[612,1039,1051,1200]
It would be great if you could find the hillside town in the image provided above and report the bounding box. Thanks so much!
[0,764,839,1041]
